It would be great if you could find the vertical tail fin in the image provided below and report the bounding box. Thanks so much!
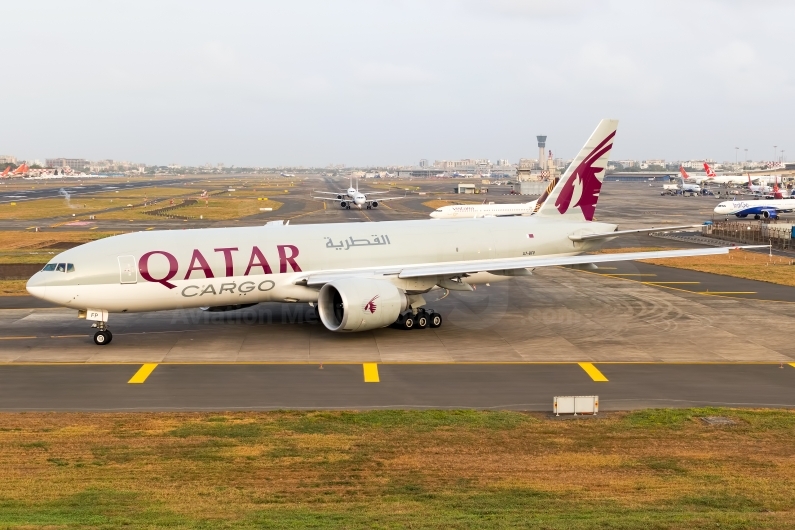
[534,119,618,221]
[703,162,716,177]
[679,166,691,180]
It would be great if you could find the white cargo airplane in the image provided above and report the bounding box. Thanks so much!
[313,179,403,210]
[27,119,752,345]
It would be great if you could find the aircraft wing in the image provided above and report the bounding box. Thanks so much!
[314,191,344,195]
[299,246,765,287]
[567,225,700,242]
[366,196,404,202]
[312,196,346,201]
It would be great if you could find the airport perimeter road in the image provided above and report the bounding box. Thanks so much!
[1,362,794,411]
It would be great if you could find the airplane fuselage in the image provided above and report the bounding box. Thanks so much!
[27,217,615,313]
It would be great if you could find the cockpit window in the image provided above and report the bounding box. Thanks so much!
[42,263,75,273]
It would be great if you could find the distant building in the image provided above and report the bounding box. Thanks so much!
[419,159,428,168]
[46,158,89,170]
[0,155,16,165]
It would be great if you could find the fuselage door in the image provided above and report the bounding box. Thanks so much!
[118,255,137,284]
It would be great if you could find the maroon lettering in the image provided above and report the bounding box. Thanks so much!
[139,251,179,289]
[184,249,215,280]
[277,244,302,273]
[214,247,238,277]
[244,246,273,275]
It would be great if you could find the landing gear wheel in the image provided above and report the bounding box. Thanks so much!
[93,330,112,345]
[402,315,415,330]
[346,205,351,210]
[416,314,429,329]
[429,313,443,328]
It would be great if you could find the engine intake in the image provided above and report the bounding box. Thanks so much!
[318,278,407,332]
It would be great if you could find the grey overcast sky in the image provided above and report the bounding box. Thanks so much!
[1,0,792,166]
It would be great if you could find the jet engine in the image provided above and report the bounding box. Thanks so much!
[762,209,778,219]
[336,194,344,199]
[371,201,379,208]
[318,278,408,332]
[340,201,348,208]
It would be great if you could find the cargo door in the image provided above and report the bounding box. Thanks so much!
[118,255,137,284]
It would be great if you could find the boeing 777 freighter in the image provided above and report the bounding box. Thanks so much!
[27,120,751,345]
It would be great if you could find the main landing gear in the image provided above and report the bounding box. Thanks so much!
[392,309,443,330]
[92,321,112,345]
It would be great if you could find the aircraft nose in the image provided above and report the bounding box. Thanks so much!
[26,271,48,300]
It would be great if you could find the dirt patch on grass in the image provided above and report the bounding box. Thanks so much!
[0,409,793,527]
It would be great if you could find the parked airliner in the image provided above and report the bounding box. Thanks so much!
[27,120,752,345]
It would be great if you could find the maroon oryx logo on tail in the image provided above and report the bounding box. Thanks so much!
[364,295,379,313]
[554,130,615,221]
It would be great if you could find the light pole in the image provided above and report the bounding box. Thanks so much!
[735,147,739,166]
[744,148,748,163]
[774,145,777,164]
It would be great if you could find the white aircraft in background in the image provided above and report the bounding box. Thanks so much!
[678,165,740,185]
[704,162,781,185]
[430,178,559,219]
[714,197,795,220]
[26,119,751,345]
[677,173,702,193]
[280,172,296,177]
[313,179,404,210]
[430,200,537,219]
[745,175,772,195]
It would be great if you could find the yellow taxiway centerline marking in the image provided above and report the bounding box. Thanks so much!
[0,336,37,340]
[642,282,701,284]
[363,363,380,383]
[51,334,89,338]
[128,363,158,384]
[146,227,154,230]
[698,291,757,295]
[789,363,795,369]
[604,274,657,276]
[578,362,608,382]
[26,226,36,230]
[90,226,98,230]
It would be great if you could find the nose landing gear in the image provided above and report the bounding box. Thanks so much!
[91,321,112,345]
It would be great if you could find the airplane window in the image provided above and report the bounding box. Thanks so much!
[66,263,75,273]
[42,263,57,271]
[56,263,66,272]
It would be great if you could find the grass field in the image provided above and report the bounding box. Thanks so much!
[0,231,120,264]
[0,279,26,295]
[0,408,793,528]
[422,199,480,210]
[601,247,795,287]
[177,198,284,220]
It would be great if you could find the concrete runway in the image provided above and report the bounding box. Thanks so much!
[1,362,794,411]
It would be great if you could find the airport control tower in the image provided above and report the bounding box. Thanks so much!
[537,136,547,170]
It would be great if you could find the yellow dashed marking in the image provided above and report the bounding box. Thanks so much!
[90,226,98,230]
[128,363,158,384]
[363,363,380,383]
[0,336,37,340]
[146,227,155,230]
[578,362,608,382]
[642,281,700,285]
[698,291,756,295]
[604,274,657,277]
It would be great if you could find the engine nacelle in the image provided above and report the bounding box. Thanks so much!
[318,278,407,332]
[336,194,344,199]
[340,201,347,208]
[371,201,379,208]
[762,209,778,219]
